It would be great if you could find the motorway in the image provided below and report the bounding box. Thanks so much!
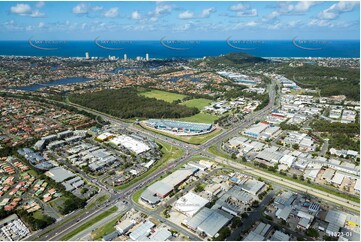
[25,79,359,241]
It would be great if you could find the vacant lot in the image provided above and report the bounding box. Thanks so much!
[139,90,187,103]
[181,98,213,110]
[177,112,219,123]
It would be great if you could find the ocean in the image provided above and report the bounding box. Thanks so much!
[0,40,359,59]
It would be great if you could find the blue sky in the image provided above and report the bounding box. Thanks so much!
[0,1,359,40]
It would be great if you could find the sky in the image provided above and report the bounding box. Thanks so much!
[0,1,359,40]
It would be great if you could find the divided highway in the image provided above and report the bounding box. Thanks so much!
[28,80,359,241]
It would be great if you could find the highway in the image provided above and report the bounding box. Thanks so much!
[26,79,359,241]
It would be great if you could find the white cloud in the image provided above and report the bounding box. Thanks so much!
[30,10,45,17]
[229,3,257,17]
[235,9,257,17]
[10,3,44,17]
[318,1,359,20]
[201,8,216,18]
[38,22,45,28]
[229,3,247,11]
[72,3,89,14]
[178,8,216,19]
[294,1,319,12]
[178,10,194,19]
[244,21,258,27]
[131,11,142,20]
[174,23,192,31]
[154,4,172,15]
[10,4,32,15]
[147,3,173,22]
[103,7,119,18]
[264,1,320,20]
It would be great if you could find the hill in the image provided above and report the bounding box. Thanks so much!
[192,52,268,68]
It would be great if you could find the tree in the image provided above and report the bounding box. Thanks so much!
[231,217,242,228]
[292,144,299,150]
[194,182,205,193]
[306,228,319,238]
[231,153,237,160]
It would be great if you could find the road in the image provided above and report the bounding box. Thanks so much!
[68,203,129,241]
[204,153,359,211]
[27,78,359,241]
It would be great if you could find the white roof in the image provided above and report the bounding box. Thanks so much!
[244,123,269,135]
[174,192,209,217]
[331,172,345,185]
[279,155,296,167]
[110,135,150,154]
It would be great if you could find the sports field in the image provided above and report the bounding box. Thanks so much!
[177,112,219,123]
[139,90,187,103]
[181,98,213,110]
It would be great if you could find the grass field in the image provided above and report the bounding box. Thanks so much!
[181,98,213,110]
[139,90,187,103]
[49,196,67,211]
[91,213,125,240]
[60,206,118,241]
[177,112,219,123]
[33,210,48,221]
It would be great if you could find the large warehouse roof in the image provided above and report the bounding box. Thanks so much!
[240,179,265,195]
[143,167,198,199]
[185,208,233,238]
[148,119,212,132]
[174,192,209,217]
[45,167,75,183]
[110,135,150,154]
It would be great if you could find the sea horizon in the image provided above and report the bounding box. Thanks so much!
[0,40,359,58]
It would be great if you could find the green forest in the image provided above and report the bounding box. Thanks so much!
[311,119,360,150]
[279,64,360,100]
[69,88,199,119]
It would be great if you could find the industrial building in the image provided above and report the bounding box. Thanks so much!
[129,221,155,241]
[45,167,75,183]
[243,222,271,241]
[141,167,198,203]
[183,207,233,238]
[146,119,213,135]
[174,192,209,217]
[110,135,150,154]
[213,185,255,215]
[239,179,266,195]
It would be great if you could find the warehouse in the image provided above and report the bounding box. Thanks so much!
[243,122,268,138]
[256,149,283,164]
[270,230,290,241]
[45,167,75,183]
[146,119,213,135]
[322,169,336,183]
[174,192,209,217]
[279,155,296,168]
[239,179,266,195]
[110,135,150,154]
[331,172,345,186]
[214,185,254,215]
[141,167,198,202]
[96,132,114,141]
[184,207,233,238]
[129,221,155,241]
